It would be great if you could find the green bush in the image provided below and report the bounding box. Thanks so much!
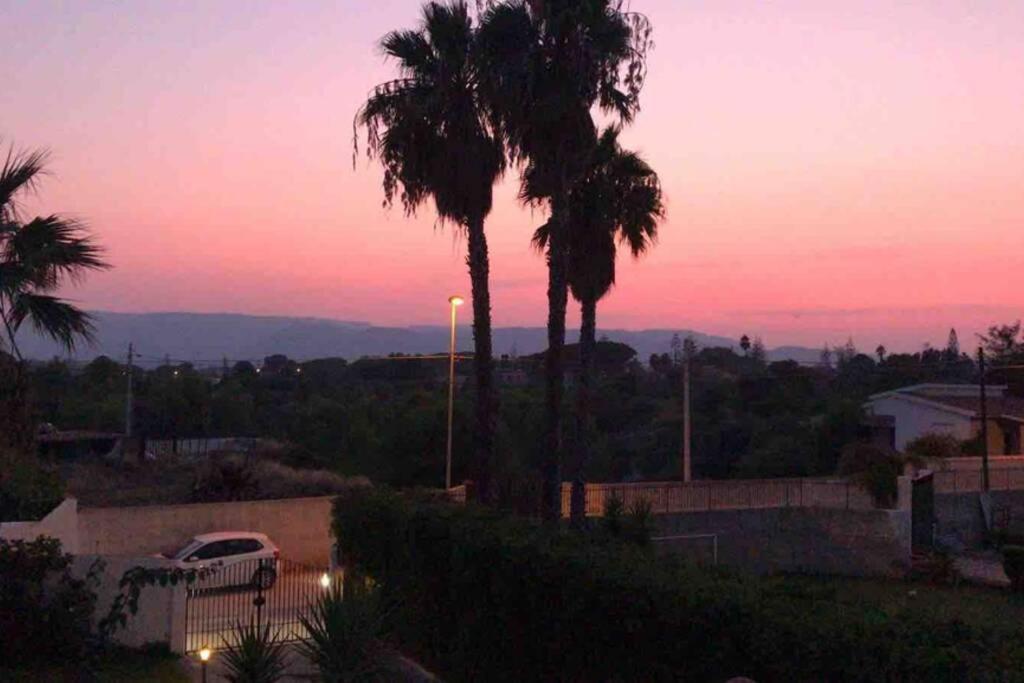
[1003,545,1024,592]
[332,488,1024,682]
[905,433,962,460]
[0,537,99,667]
[837,443,902,507]
[0,451,65,522]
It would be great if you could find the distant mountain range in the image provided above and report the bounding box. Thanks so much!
[14,311,821,367]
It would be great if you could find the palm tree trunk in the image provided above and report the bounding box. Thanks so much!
[542,192,570,522]
[569,295,596,526]
[466,216,496,505]
[0,304,33,452]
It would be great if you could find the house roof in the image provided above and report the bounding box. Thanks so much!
[905,393,1024,420]
[866,384,1024,421]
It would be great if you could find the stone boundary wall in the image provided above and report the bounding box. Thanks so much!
[652,506,912,577]
[935,490,1024,547]
[79,496,335,565]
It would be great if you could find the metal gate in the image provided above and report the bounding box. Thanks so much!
[184,557,333,652]
[911,472,935,550]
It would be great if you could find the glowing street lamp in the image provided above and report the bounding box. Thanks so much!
[319,572,331,589]
[446,295,464,490]
[198,647,212,683]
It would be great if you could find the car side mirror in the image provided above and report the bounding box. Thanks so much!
[187,556,199,563]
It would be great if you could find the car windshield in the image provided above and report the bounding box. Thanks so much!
[171,539,203,560]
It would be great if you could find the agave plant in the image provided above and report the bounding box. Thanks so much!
[297,584,389,682]
[219,620,287,683]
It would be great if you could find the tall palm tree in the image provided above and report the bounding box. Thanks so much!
[477,0,653,520]
[534,127,663,524]
[355,2,504,502]
[0,143,108,448]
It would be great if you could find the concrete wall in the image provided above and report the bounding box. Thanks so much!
[935,490,1024,547]
[79,496,335,565]
[652,506,912,577]
[0,497,81,552]
[72,554,187,652]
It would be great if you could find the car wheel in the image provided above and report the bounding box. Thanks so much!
[252,566,277,590]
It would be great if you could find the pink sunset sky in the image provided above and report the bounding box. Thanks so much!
[2,0,1021,351]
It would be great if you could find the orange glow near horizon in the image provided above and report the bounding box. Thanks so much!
[1,1,1021,351]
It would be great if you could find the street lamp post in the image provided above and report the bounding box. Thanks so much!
[446,295,464,490]
[198,647,211,683]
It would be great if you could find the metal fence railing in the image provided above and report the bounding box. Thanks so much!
[147,437,270,459]
[933,467,1024,494]
[558,478,879,518]
[184,556,334,653]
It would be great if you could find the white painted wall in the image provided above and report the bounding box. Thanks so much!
[0,498,80,552]
[866,396,973,450]
[73,554,187,652]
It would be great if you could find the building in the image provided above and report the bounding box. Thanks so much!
[863,384,1024,453]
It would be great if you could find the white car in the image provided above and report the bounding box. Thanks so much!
[162,531,280,589]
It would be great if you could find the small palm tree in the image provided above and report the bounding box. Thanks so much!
[0,143,107,447]
[356,2,504,502]
[297,584,389,682]
[220,620,287,683]
[534,127,663,524]
[477,0,654,520]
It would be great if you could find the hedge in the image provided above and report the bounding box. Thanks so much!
[332,488,1024,682]
[1004,546,1024,593]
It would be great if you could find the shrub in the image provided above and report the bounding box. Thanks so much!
[220,620,287,683]
[192,453,365,503]
[601,493,625,535]
[0,537,99,667]
[961,434,986,456]
[332,488,1024,682]
[905,433,962,461]
[1003,545,1024,592]
[624,498,654,545]
[0,450,64,522]
[192,455,259,501]
[837,443,902,507]
[297,583,389,682]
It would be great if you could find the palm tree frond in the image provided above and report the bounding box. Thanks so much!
[9,293,96,352]
[4,215,108,290]
[0,143,51,222]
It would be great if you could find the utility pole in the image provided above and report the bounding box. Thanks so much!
[124,342,134,438]
[683,352,691,482]
[979,346,990,492]
[681,336,695,482]
[445,295,464,490]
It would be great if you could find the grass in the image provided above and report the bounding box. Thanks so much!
[766,573,1024,630]
[1,646,188,682]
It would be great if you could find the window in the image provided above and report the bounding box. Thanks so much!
[229,539,263,555]
[192,541,232,560]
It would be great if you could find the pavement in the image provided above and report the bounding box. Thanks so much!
[954,551,1011,588]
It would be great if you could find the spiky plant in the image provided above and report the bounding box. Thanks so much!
[219,620,287,683]
[297,584,389,682]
